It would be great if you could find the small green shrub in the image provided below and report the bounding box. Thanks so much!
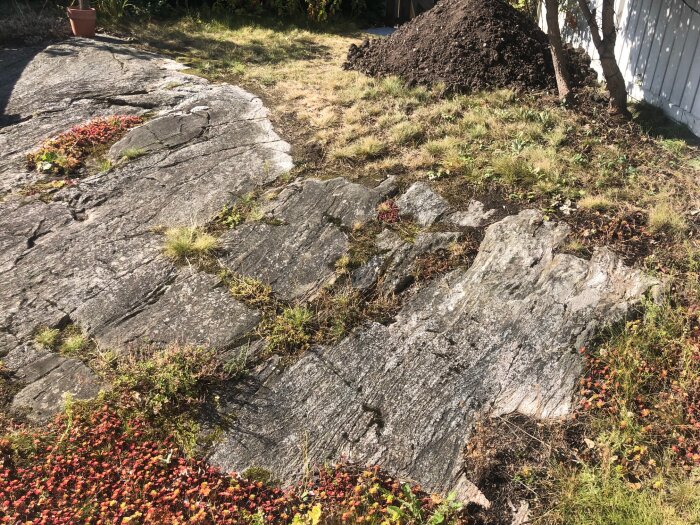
[112,345,225,419]
[264,305,313,354]
[242,466,274,484]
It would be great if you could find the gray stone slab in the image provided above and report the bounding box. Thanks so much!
[210,210,658,495]
[0,39,292,418]
[220,177,394,300]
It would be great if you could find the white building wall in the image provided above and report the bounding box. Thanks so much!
[539,0,700,136]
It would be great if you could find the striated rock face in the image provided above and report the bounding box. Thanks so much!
[220,177,395,300]
[210,210,658,494]
[0,39,292,419]
[6,344,102,422]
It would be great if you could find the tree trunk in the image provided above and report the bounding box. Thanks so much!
[577,0,630,116]
[545,0,572,104]
[78,0,91,9]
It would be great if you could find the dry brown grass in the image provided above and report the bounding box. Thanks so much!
[130,16,700,242]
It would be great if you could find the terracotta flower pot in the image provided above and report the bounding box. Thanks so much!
[67,7,96,38]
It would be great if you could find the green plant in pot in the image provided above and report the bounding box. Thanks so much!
[67,0,96,38]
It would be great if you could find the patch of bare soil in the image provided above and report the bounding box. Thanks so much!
[345,0,595,93]
[463,413,585,525]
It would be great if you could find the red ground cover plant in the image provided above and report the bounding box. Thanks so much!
[0,405,463,524]
[578,301,700,476]
[377,200,399,224]
[27,115,143,175]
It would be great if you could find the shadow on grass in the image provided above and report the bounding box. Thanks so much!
[632,101,700,146]
[124,12,364,68]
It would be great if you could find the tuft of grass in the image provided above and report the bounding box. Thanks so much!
[60,334,87,356]
[423,137,459,160]
[35,325,91,357]
[34,327,60,349]
[331,136,386,161]
[97,158,113,172]
[389,122,425,145]
[163,226,218,262]
[659,138,687,155]
[578,195,617,212]
[490,155,535,187]
[311,286,364,343]
[547,463,699,525]
[121,147,146,161]
[648,202,687,235]
[334,254,351,274]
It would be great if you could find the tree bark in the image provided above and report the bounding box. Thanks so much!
[577,0,630,116]
[545,0,572,104]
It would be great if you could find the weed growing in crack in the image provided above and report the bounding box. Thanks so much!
[120,147,146,161]
[262,305,313,354]
[334,254,351,274]
[346,221,382,269]
[213,192,264,230]
[59,333,88,356]
[377,199,399,224]
[311,286,364,343]
[393,221,421,244]
[34,327,60,349]
[413,237,480,281]
[34,324,92,357]
[163,226,218,263]
[224,272,273,309]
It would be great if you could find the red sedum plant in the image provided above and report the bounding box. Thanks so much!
[377,200,400,224]
[0,405,465,524]
[578,301,700,477]
[27,115,143,176]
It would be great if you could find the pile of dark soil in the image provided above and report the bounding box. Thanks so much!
[345,0,594,93]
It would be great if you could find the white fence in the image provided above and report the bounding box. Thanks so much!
[539,0,700,136]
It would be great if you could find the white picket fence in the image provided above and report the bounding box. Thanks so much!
[539,0,700,136]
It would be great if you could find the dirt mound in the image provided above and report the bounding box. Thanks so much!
[345,0,592,93]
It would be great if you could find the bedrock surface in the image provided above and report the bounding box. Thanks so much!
[0,38,291,419]
[210,210,658,495]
